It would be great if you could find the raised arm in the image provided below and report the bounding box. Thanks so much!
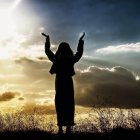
[45,35,55,62]
[74,33,85,63]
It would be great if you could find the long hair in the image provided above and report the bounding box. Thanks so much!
[55,42,74,59]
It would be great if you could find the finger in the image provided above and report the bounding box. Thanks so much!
[42,33,49,38]
[80,32,85,40]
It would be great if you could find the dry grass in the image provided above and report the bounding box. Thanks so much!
[0,108,140,133]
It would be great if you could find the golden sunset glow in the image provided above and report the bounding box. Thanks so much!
[0,0,51,111]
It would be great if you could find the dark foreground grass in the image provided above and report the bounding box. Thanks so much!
[0,128,140,140]
[1,108,140,139]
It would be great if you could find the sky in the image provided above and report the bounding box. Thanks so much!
[0,0,140,113]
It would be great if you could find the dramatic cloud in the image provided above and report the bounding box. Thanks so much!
[93,42,140,75]
[96,42,140,54]
[0,91,20,101]
[74,66,140,108]
[14,56,140,108]
[21,0,140,49]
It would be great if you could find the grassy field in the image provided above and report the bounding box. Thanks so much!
[0,108,140,139]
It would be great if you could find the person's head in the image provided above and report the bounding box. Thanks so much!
[55,42,73,58]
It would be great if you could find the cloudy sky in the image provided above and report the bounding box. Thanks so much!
[0,0,140,112]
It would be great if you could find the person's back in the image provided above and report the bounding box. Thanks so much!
[44,33,85,135]
[50,42,75,76]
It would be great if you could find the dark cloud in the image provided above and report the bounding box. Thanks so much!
[14,56,140,108]
[0,92,20,102]
[74,66,140,108]
[21,0,140,49]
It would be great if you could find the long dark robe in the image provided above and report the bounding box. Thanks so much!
[45,41,83,126]
[55,75,74,126]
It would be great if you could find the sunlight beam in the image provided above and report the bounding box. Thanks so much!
[0,0,22,39]
[10,0,22,11]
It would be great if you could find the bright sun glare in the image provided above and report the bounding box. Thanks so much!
[0,0,22,39]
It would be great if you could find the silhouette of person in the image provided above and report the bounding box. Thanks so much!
[44,33,85,135]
